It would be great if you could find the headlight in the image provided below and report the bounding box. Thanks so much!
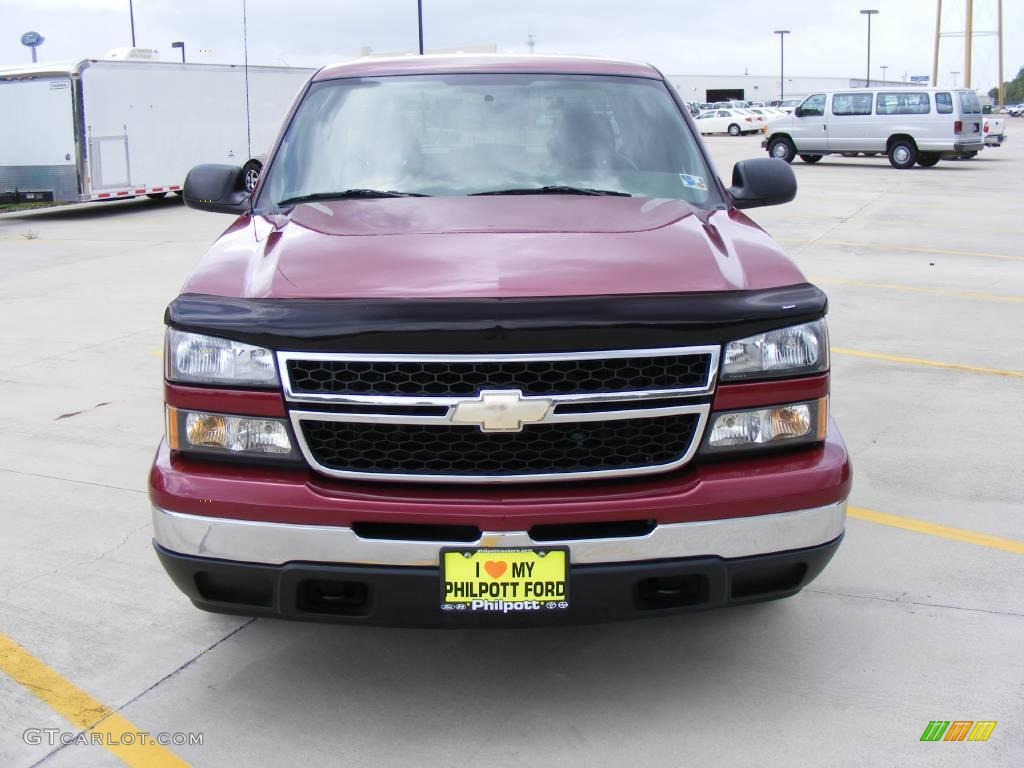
[721,319,828,380]
[166,329,277,387]
[166,406,298,459]
[702,398,827,454]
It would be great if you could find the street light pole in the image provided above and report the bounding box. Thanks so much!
[417,0,424,55]
[171,41,185,63]
[129,0,136,47]
[880,64,888,82]
[774,30,790,102]
[860,10,879,87]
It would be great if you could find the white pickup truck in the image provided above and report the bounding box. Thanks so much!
[983,116,1006,147]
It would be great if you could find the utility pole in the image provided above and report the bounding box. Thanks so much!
[417,0,424,55]
[774,30,790,102]
[860,10,878,87]
[964,0,973,87]
[129,0,136,46]
[997,0,1004,104]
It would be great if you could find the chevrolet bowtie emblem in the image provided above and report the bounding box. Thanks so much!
[450,390,553,432]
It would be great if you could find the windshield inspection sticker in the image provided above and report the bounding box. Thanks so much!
[679,174,707,191]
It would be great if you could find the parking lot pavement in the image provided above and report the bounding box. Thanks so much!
[1,128,1022,768]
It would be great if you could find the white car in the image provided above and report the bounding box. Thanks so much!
[695,108,761,136]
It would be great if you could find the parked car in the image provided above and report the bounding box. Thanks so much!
[695,108,761,136]
[983,116,1006,147]
[156,54,850,627]
[1007,104,1024,117]
[775,98,804,114]
[762,88,985,168]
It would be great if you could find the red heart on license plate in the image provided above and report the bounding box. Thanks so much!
[484,560,507,579]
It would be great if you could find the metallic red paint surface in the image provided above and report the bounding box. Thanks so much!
[313,55,661,83]
[713,374,830,411]
[164,383,285,418]
[181,198,807,299]
[149,420,850,530]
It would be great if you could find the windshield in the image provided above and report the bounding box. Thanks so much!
[256,74,717,210]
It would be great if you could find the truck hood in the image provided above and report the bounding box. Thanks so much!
[183,196,806,298]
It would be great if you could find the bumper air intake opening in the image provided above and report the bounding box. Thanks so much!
[194,571,273,608]
[730,562,808,599]
[530,519,657,542]
[296,579,371,616]
[635,573,708,610]
[352,522,481,542]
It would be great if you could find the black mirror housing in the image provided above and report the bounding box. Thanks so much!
[793,106,803,117]
[183,164,250,215]
[728,158,797,209]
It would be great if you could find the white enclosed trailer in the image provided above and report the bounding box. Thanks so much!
[0,59,314,203]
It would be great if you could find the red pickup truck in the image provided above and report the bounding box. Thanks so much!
[151,55,851,626]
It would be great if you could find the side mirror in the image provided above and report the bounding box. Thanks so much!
[793,107,803,117]
[728,158,797,209]
[183,164,250,215]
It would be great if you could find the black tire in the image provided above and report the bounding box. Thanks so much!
[767,137,796,163]
[887,139,917,169]
[840,152,859,158]
[800,154,822,164]
[916,153,941,168]
[145,192,168,199]
[242,160,263,193]
[727,123,741,137]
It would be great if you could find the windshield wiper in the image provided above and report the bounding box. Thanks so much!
[470,185,631,197]
[277,189,429,206]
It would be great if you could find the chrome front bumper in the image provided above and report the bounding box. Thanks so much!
[152,500,847,567]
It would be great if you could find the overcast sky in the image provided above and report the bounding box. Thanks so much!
[2,0,1019,92]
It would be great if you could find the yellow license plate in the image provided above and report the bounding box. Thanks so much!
[440,548,569,614]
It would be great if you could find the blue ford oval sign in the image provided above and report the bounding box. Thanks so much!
[21,31,44,47]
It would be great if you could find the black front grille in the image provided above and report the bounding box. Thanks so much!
[287,354,711,397]
[300,414,700,477]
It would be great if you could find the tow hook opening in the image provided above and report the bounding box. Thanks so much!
[297,579,371,616]
[635,574,708,610]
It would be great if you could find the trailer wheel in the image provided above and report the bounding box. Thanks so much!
[242,160,263,193]
[145,192,168,199]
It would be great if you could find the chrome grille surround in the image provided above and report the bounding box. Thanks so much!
[278,347,719,484]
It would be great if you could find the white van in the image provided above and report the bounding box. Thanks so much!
[761,88,985,168]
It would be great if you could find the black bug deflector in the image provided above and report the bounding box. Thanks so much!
[164,284,827,354]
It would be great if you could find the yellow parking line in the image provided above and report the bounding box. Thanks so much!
[0,633,190,768]
[811,277,1024,304]
[831,347,1024,379]
[778,238,1024,262]
[848,507,1024,555]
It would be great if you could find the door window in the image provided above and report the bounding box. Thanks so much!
[876,92,930,115]
[831,93,873,116]
[799,94,826,117]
